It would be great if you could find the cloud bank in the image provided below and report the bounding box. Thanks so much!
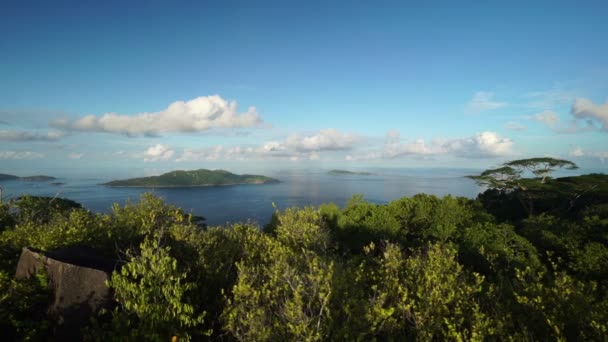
[384,131,513,159]
[571,98,608,130]
[53,95,263,136]
[285,129,359,152]
[0,151,44,160]
[173,129,359,162]
[144,144,175,162]
[0,130,64,142]
[569,147,608,162]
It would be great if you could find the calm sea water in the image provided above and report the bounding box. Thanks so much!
[2,168,486,226]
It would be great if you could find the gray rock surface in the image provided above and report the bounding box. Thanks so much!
[15,246,119,338]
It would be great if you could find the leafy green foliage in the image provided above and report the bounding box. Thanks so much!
[0,270,52,340]
[223,207,334,341]
[1,165,607,340]
[104,169,278,187]
[91,236,208,341]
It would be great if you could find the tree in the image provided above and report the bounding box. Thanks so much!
[469,158,579,216]
[94,235,208,341]
[505,158,578,184]
[469,158,578,191]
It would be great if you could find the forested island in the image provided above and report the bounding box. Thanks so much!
[103,169,279,187]
[0,174,56,182]
[328,169,373,176]
[1,158,607,341]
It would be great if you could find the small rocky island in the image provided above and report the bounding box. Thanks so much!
[21,175,57,181]
[0,173,56,181]
[104,169,279,187]
[328,169,373,176]
[0,173,19,181]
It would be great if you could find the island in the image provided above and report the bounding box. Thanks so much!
[328,169,374,176]
[21,175,57,181]
[0,174,56,181]
[0,173,19,181]
[103,169,280,187]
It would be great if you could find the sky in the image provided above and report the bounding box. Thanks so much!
[1,0,607,177]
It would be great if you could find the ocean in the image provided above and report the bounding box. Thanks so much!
[2,168,488,226]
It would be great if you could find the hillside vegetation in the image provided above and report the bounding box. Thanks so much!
[103,169,279,187]
[0,159,607,341]
[328,169,374,176]
[0,174,56,182]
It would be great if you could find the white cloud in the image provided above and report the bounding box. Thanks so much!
[68,153,84,159]
[285,129,359,152]
[505,121,527,131]
[0,130,65,142]
[345,151,382,161]
[52,95,264,136]
[569,147,608,162]
[465,91,506,114]
[569,147,585,157]
[174,129,357,162]
[443,132,513,158]
[384,131,513,159]
[143,144,175,162]
[262,141,286,152]
[533,110,560,127]
[176,145,256,162]
[571,98,608,130]
[384,131,437,158]
[0,151,44,160]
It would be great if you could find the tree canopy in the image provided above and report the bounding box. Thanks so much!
[1,165,607,340]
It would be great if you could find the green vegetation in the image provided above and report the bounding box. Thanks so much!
[0,174,56,182]
[1,158,607,340]
[328,169,374,176]
[103,169,279,187]
[0,174,19,181]
[20,175,56,181]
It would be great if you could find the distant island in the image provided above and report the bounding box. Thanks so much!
[103,169,280,187]
[0,173,19,181]
[21,175,57,181]
[328,169,374,176]
[0,174,56,181]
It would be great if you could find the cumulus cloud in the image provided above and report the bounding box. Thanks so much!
[0,130,65,142]
[384,131,513,159]
[285,129,359,152]
[52,95,264,136]
[345,152,382,161]
[262,141,286,152]
[143,144,175,162]
[571,98,608,130]
[569,147,585,157]
[465,91,506,114]
[384,131,437,158]
[569,147,608,162]
[176,145,255,162]
[444,132,513,158]
[0,151,44,160]
[174,129,357,162]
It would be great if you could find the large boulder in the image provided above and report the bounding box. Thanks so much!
[15,246,120,338]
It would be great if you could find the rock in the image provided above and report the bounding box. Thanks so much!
[15,246,120,338]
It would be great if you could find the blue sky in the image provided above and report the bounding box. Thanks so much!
[1,1,607,176]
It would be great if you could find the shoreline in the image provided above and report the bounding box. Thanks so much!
[102,181,280,188]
